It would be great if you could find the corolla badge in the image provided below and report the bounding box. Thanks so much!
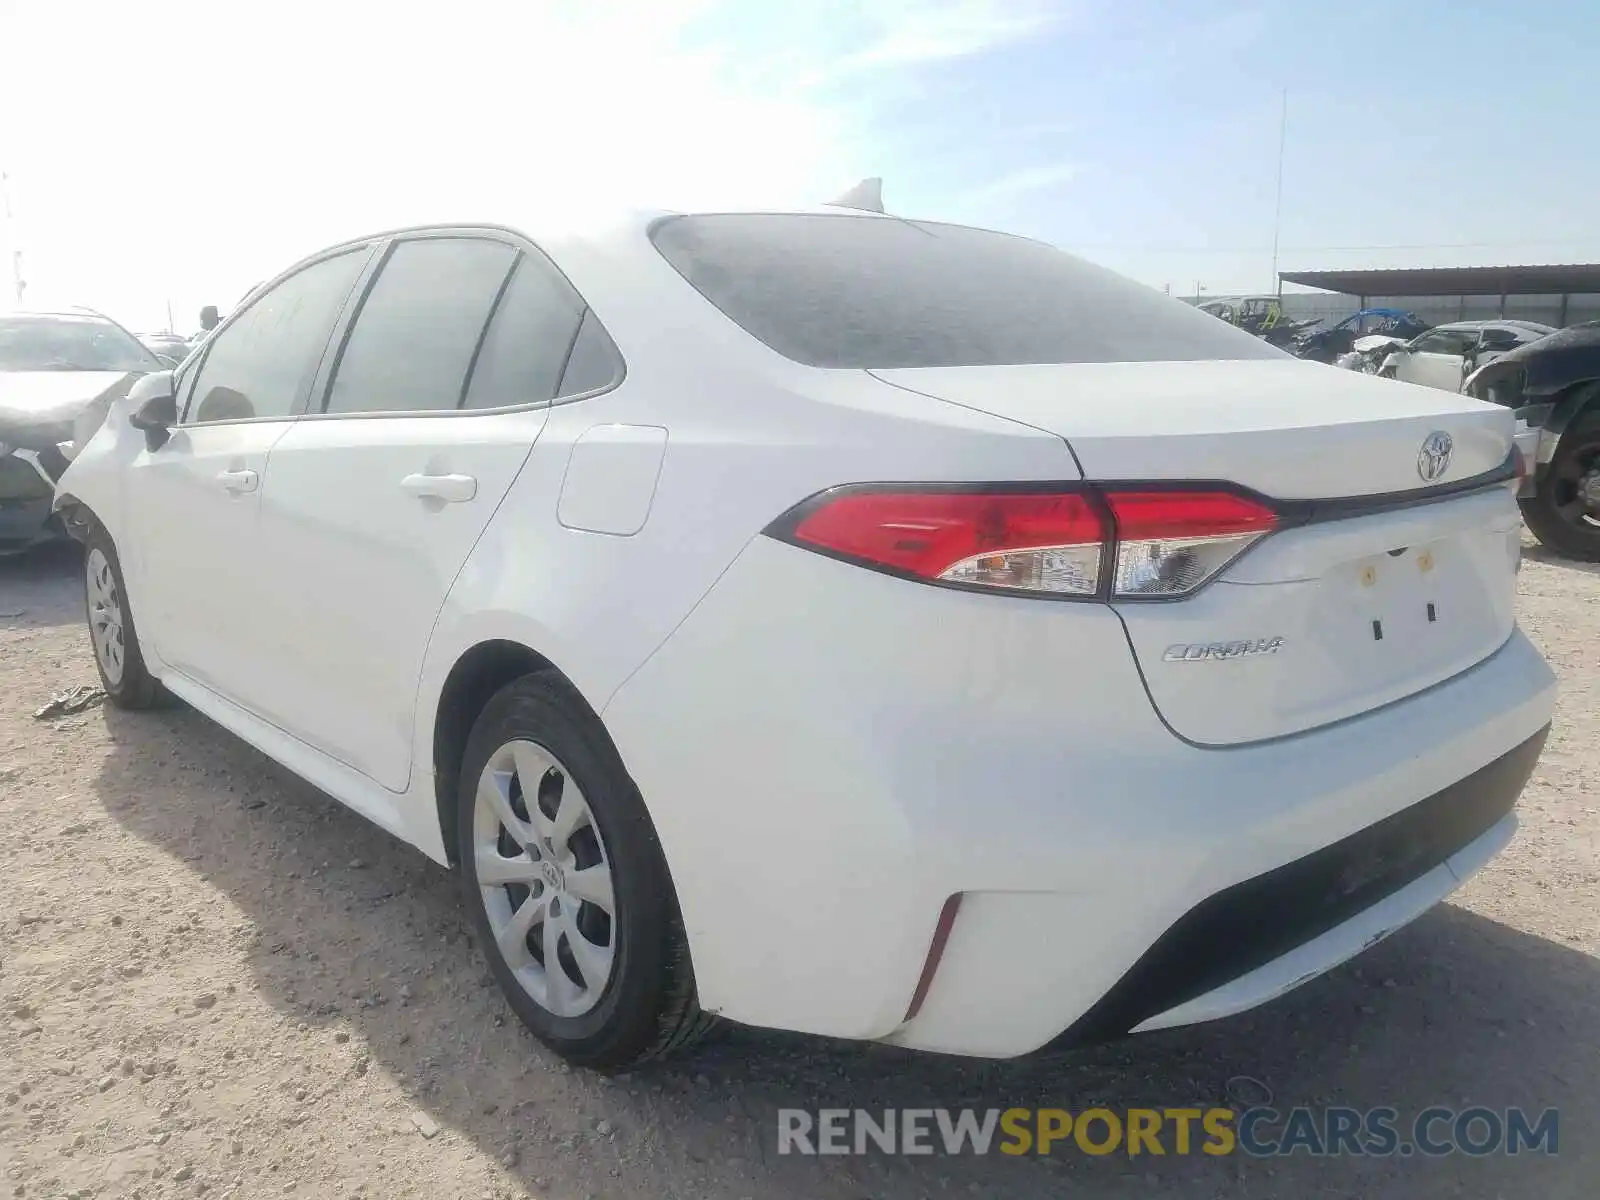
[1417,430,1453,483]
[1162,637,1283,663]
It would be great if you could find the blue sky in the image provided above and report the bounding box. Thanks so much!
[773,0,1600,296]
[3,0,1598,328]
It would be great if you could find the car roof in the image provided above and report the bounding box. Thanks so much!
[1,308,114,322]
[301,202,1003,272]
[1430,319,1556,333]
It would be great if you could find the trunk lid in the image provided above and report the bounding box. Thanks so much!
[871,360,1522,745]
[870,359,1510,496]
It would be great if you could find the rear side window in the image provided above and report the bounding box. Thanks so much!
[324,237,516,414]
[184,248,368,424]
[1414,329,1476,357]
[463,255,593,410]
[557,310,623,397]
[650,214,1285,369]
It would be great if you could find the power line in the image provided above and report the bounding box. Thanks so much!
[1269,87,1287,296]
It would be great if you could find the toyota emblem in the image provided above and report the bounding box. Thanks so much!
[1417,431,1453,483]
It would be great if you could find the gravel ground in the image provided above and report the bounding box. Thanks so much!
[2,535,1597,1200]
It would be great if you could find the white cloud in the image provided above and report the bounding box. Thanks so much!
[964,162,1077,204]
[841,0,1064,68]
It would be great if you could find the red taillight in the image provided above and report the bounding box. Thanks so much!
[770,484,1277,600]
[785,489,1107,596]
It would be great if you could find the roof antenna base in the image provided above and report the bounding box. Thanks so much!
[827,177,885,214]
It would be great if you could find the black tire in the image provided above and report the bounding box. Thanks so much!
[457,672,712,1069]
[1519,410,1600,562]
[83,524,167,709]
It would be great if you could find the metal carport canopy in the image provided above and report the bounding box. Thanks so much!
[1278,264,1600,297]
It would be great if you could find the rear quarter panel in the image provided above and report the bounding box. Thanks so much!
[408,359,1077,788]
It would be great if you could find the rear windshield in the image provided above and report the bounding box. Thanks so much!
[650,213,1286,369]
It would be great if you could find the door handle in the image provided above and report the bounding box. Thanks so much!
[217,467,259,494]
[400,472,477,503]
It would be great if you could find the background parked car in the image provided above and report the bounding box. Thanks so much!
[1464,320,1600,561]
[0,309,164,554]
[1197,295,1311,347]
[1294,308,1431,364]
[138,332,198,367]
[1377,320,1557,392]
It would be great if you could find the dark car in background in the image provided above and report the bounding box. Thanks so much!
[1294,308,1431,364]
[1196,295,1312,347]
[0,310,164,555]
[1463,320,1600,561]
[138,332,197,367]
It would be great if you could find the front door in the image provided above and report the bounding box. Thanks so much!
[131,422,289,690]
[1397,328,1473,391]
[129,246,373,697]
[243,233,596,792]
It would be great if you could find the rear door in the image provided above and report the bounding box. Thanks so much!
[128,246,372,695]
[244,232,611,791]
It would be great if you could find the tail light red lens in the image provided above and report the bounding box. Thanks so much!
[770,484,1278,600]
[785,489,1107,596]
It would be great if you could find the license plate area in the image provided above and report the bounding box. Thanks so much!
[1344,544,1447,646]
[1318,534,1503,689]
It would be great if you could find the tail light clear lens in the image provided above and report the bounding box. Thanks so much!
[770,484,1278,601]
[1103,491,1277,598]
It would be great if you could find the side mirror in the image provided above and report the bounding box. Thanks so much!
[127,372,178,451]
[1479,332,1518,353]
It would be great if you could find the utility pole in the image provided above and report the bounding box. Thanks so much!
[1269,87,1288,298]
[1,170,24,307]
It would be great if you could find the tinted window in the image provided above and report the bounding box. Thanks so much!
[462,255,584,410]
[185,249,368,423]
[1414,329,1475,356]
[650,214,1284,369]
[557,310,622,397]
[325,237,516,415]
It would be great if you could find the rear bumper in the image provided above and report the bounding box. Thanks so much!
[1063,726,1544,1045]
[603,537,1557,1056]
[1132,806,1517,1035]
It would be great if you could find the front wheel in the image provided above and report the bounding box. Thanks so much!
[457,673,712,1069]
[1519,411,1600,562]
[84,527,166,708]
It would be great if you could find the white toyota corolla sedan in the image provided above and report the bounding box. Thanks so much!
[54,206,1556,1069]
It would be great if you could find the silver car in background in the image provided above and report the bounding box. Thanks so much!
[0,310,164,555]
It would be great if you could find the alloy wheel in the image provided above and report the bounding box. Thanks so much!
[86,547,125,686]
[473,739,617,1018]
[1549,436,1600,531]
